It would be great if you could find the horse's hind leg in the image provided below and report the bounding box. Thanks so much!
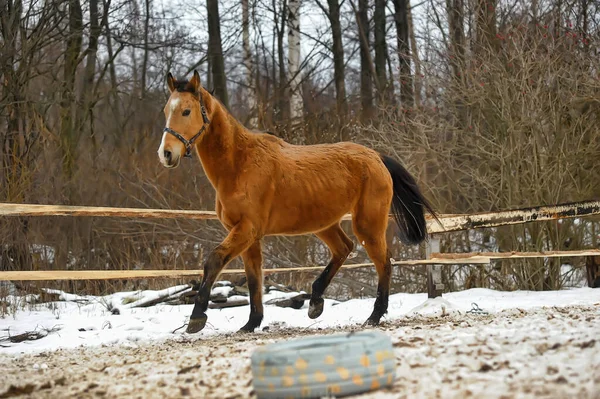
[309,224,354,319]
[352,206,392,326]
[239,241,264,333]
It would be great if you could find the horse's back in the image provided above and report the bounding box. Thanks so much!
[250,136,392,235]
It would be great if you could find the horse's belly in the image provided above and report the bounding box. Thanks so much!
[265,208,347,235]
[264,178,358,235]
[266,208,346,235]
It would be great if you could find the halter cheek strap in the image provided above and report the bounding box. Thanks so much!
[163,94,211,158]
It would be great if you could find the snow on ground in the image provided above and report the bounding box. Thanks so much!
[1,286,600,356]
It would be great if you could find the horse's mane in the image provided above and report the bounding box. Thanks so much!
[172,79,196,93]
[173,78,216,96]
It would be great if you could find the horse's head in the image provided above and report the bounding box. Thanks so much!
[158,70,210,168]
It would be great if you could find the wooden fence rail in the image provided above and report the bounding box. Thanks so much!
[1,199,599,234]
[1,201,599,291]
[2,249,599,281]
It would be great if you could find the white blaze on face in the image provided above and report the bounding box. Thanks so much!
[158,97,181,163]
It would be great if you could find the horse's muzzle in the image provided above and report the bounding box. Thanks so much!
[163,157,180,169]
[159,149,180,168]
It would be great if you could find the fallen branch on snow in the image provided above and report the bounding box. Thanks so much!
[0,325,62,344]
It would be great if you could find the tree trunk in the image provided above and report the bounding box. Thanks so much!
[287,0,302,120]
[374,0,389,106]
[103,0,122,141]
[207,0,229,108]
[392,0,413,108]
[357,0,374,121]
[276,0,288,122]
[141,0,151,99]
[475,0,498,56]
[446,0,466,126]
[446,0,465,81]
[60,0,83,184]
[326,0,347,119]
[407,1,421,107]
[80,0,106,165]
[242,0,258,127]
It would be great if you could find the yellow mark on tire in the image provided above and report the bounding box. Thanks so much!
[371,379,380,390]
[353,374,364,386]
[377,364,385,377]
[324,355,335,365]
[285,365,295,375]
[360,354,370,367]
[336,367,350,380]
[296,358,308,370]
[315,371,327,383]
[282,376,294,388]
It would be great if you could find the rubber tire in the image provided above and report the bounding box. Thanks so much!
[251,330,396,399]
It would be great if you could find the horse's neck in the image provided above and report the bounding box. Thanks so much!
[196,98,250,188]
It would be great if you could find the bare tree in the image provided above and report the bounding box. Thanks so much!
[355,0,374,120]
[475,0,498,55]
[243,0,258,127]
[141,0,152,99]
[287,0,303,120]
[315,0,347,119]
[276,0,288,122]
[208,0,229,107]
[393,0,413,107]
[60,0,83,183]
[407,0,422,107]
[446,0,465,80]
[374,0,389,105]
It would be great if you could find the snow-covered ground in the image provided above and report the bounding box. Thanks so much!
[1,286,599,356]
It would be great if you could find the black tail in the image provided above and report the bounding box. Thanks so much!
[380,154,440,245]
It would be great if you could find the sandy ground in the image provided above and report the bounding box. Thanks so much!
[1,305,599,399]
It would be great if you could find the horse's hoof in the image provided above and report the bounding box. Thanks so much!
[186,314,208,334]
[363,316,382,327]
[308,298,324,319]
[238,324,256,334]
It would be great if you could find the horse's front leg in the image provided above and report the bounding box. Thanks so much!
[186,219,257,334]
[238,241,264,333]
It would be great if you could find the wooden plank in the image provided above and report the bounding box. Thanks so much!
[426,200,600,234]
[432,249,600,260]
[1,200,599,234]
[0,257,492,281]
[2,250,596,281]
[0,203,217,220]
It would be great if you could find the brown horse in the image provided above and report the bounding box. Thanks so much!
[158,70,439,334]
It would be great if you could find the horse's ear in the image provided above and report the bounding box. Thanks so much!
[167,72,175,93]
[189,69,202,93]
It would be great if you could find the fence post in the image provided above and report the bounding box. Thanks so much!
[426,236,444,298]
[586,256,600,288]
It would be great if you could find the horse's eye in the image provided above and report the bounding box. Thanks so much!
[182,109,191,116]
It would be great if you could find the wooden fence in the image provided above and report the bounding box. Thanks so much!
[1,200,599,297]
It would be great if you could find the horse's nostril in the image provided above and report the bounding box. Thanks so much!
[164,150,172,161]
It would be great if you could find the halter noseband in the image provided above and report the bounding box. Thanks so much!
[163,94,211,158]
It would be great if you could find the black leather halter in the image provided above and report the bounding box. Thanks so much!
[163,94,211,158]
